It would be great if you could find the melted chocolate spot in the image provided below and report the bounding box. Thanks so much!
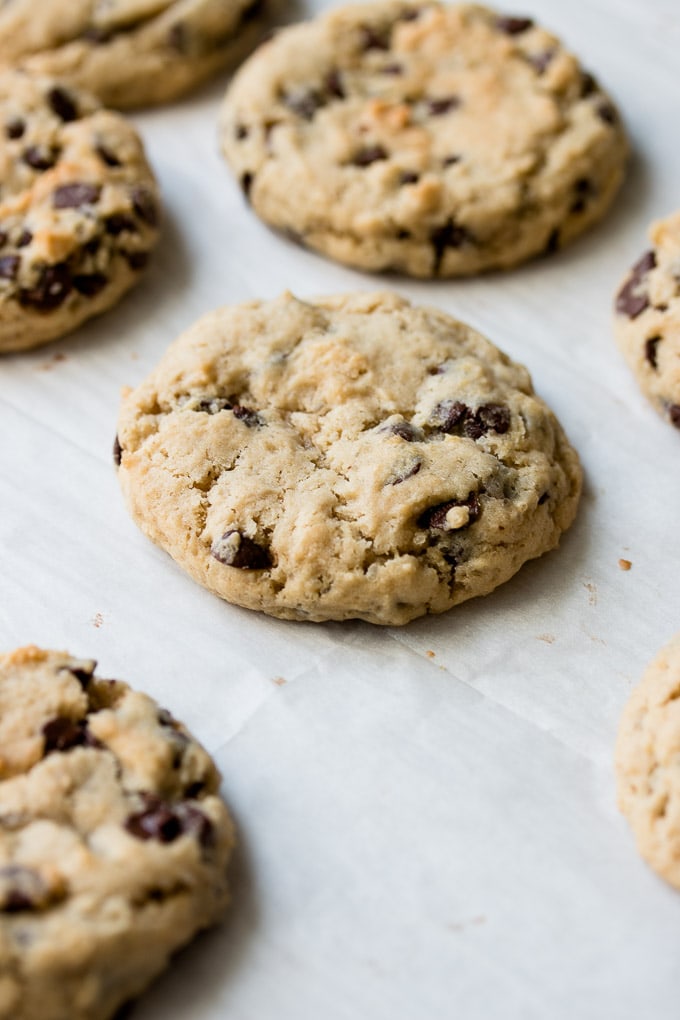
[427,97,460,116]
[6,118,25,140]
[53,183,102,209]
[211,530,272,569]
[615,250,656,319]
[398,170,419,185]
[645,336,661,369]
[42,716,99,754]
[382,419,420,441]
[67,662,96,688]
[131,188,158,227]
[19,264,72,311]
[324,70,345,98]
[0,255,20,281]
[360,24,390,50]
[232,405,263,427]
[126,798,182,843]
[538,491,549,505]
[430,400,468,432]
[390,460,421,485]
[73,273,108,297]
[464,403,511,439]
[431,220,473,274]
[23,145,58,171]
[48,86,79,122]
[580,72,597,97]
[283,88,325,121]
[106,213,137,235]
[351,145,389,167]
[496,16,534,34]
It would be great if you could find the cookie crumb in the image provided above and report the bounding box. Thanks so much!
[618,558,632,571]
[537,633,555,644]
[426,650,435,659]
[272,676,286,686]
[92,612,104,629]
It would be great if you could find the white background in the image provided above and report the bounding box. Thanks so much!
[2,1,680,1016]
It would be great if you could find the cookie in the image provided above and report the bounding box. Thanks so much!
[116,291,582,625]
[0,645,235,1020]
[0,0,263,110]
[219,1,628,278]
[0,72,160,354]
[616,633,680,889]
[614,210,680,431]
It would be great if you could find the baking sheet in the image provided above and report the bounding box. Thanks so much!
[2,0,680,1016]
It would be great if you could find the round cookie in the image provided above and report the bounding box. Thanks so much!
[0,0,263,110]
[219,1,628,278]
[0,645,235,1020]
[616,634,680,889]
[0,71,160,354]
[116,291,582,625]
[614,210,680,432]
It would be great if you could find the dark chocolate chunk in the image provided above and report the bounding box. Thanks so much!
[232,405,263,428]
[106,213,137,235]
[66,661,97,688]
[430,400,468,432]
[645,336,661,369]
[596,101,617,126]
[325,70,345,98]
[73,273,108,297]
[390,460,421,485]
[0,866,42,913]
[359,24,390,50]
[195,397,232,414]
[464,403,511,439]
[0,231,6,249]
[17,230,32,248]
[351,145,388,167]
[570,177,594,214]
[42,716,98,754]
[5,118,25,140]
[544,228,560,255]
[124,251,149,271]
[398,170,419,185]
[0,255,20,281]
[669,405,680,430]
[381,419,421,441]
[418,493,481,530]
[496,16,534,34]
[48,86,79,123]
[176,804,214,848]
[431,220,473,274]
[131,187,158,227]
[427,97,460,116]
[380,63,403,74]
[184,780,206,798]
[113,435,123,467]
[443,154,462,167]
[19,264,72,312]
[211,530,272,570]
[580,72,597,97]
[53,183,102,209]
[538,491,549,505]
[125,798,182,844]
[235,124,249,140]
[284,89,325,120]
[23,145,58,171]
[241,172,254,200]
[96,143,122,167]
[615,250,656,319]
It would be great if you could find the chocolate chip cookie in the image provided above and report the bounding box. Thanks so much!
[116,291,582,625]
[0,0,263,110]
[0,645,235,1020]
[219,1,628,277]
[0,72,160,353]
[614,210,680,432]
[616,633,680,890]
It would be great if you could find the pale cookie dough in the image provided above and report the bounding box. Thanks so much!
[0,0,263,110]
[0,646,235,1020]
[0,71,160,353]
[219,0,628,277]
[614,210,680,432]
[116,291,582,625]
[616,633,680,890]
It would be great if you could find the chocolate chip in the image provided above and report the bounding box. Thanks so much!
[528,49,555,74]
[211,530,272,569]
[390,460,421,485]
[418,493,481,530]
[82,26,113,44]
[235,124,249,140]
[443,155,462,167]
[131,187,158,227]
[19,264,72,312]
[185,780,206,798]
[538,491,549,505]
[324,70,345,98]
[360,24,390,50]
[168,23,188,53]
[42,716,97,754]
[545,228,560,255]
[615,251,656,319]
[431,220,473,274]
[0,867,42,913]
[126,798,182,844]
[669,405,680,430]
[124,251,149,271]
[232,405,263,427]
[381,419,420,441]
[464,403,511,439]
[73,273,108,297]
[176,804,214,848]
[0,232,6,249]
[113,435,123,466]
[241,172,254,200]
[351,145,388,167]
[283,88,325,121]
[195,397,232,414]
[53,183,102,209]
[23,145,58,171]
[381,63,403,75]
[570,177,594,214]
[5,118,25,140]
[427,97,460,116]
[48,86,79,122]
[596,101,617,125]
[106,213,137,235]
[398,170,419,185]
[396,229,411,239]
[496,16,534,34]
[17,230,32,248]
[580,72,597,97]
[0,255,20,281]
[66,661,97,687]
[96,143,122,167]
[430,400,468,432]
[158,708,179,729]
[644,335,661,369]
